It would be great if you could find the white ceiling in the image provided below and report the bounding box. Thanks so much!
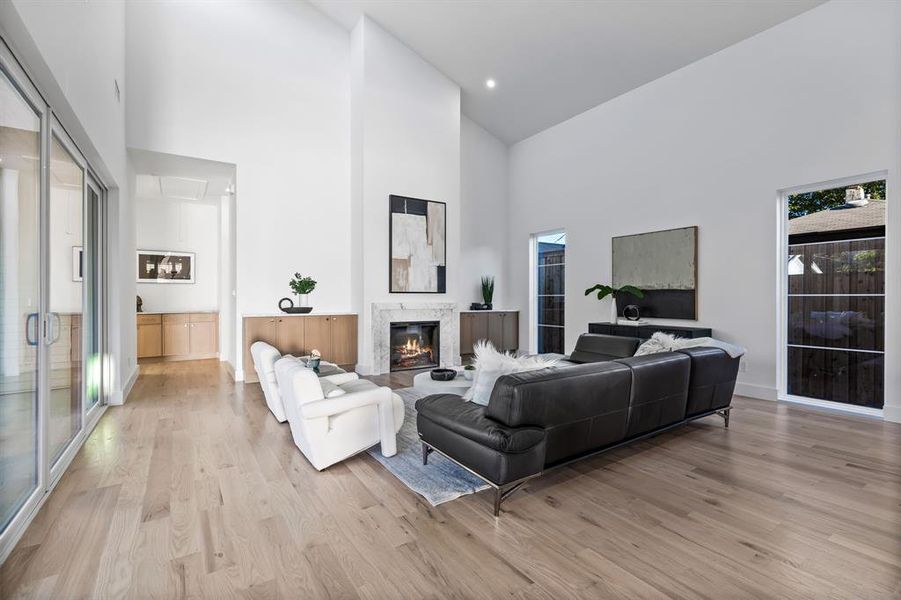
[129,149,235,204]
[310,0,825,143]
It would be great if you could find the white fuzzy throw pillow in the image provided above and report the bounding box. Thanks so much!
[634,332,680,356]
[634,332,746,358]
[463,340,559,406]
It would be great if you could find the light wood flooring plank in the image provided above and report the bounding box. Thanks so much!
[1,359,899,599]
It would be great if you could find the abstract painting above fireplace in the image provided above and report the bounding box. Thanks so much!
[390,321,440,371]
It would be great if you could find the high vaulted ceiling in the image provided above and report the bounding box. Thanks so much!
[311,0,825,144]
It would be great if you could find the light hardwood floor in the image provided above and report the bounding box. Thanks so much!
[2,359,900,599]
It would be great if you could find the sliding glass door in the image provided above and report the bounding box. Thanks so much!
[48,132,84,468]
[0,62,42,534]
[0,39,108,557]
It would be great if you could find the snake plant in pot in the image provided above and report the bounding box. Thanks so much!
[584,283,644,324]
[481,276,495,309]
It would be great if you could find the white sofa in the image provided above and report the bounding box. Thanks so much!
[250,341,287,422]
[274,355,404,471]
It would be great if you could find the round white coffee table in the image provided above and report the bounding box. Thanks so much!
[412,369,472,395]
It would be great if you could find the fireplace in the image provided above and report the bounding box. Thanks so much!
[390,321,440,371]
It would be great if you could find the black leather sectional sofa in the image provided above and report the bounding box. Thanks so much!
[416,333,740,515]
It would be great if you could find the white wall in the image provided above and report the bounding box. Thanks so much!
[351,17,461,373]
[135,198,221,313]
[460,116,511,310]
[125,0,351,378]
[508,0,901,411]
[2,0,135,401]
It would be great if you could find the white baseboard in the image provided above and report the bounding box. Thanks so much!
[109,365,139,406]
[880,405,901,423]
[234,368,245,382]
[733,381,778,401]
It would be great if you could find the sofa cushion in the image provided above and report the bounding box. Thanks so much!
[319,379,346,398]
[676,347,740,416]
[569,334,641,364]
[417,394,545,453]
[416,394,546,486]
[486,361,633,465]
[615,353,690,438]
[338,379,380,394]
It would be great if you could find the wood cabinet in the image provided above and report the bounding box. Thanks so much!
[137,314,163,358]
[330,315,357,366]
[275,316,305,355]
[162,314,190,356]
[460,311,519,356]
[189,313,219,355]
[242,314,358,383]
[303,316,332,359]
[137,312,218,361]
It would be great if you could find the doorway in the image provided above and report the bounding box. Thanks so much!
[533,230,566,354]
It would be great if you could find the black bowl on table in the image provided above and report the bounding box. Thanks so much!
[430,368,457,381]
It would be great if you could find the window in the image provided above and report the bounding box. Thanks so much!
[535,231,565,354]
[783,178,886,410]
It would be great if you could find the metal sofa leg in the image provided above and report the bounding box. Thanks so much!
[422,442,433,465]
[716,407,731,428]
[493,488,502,517]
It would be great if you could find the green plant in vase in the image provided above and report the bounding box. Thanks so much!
[481,276,495,309]
[289,273,317,307]
[584,283,644,324]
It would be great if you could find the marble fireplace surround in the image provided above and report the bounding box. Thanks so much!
[371,302,459,375]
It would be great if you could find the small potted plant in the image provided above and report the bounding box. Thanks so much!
[463,364,476,381]
[584,283,644,324]
[481,276,495,310]
[289,273,317,308]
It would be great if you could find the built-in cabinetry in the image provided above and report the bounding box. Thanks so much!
[137,312,219,360]
[242,314,358,383]
[460,310,519,356]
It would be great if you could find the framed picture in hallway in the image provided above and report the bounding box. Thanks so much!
[137,250,195,284]
[389,195,446,293]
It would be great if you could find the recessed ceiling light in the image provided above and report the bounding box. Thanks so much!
[485,78,496,89]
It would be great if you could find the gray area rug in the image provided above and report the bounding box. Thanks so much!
[367,387,489,506]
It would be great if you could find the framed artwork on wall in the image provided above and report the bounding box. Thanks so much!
[612,226,698,319]
[72,246,83,282]
[389,195,446,293]
[136,250,195,284]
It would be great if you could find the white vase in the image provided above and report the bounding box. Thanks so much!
[609,297,618,324]
[298,293,310,307]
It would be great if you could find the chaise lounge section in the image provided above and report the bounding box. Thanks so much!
[416,334,740,515]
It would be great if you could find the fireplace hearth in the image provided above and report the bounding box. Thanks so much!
[390,321,439,371]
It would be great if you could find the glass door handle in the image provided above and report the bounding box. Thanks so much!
[26,313,39,346]
[44,312,62,344]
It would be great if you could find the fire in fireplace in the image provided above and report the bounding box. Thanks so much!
[390,321,439,371]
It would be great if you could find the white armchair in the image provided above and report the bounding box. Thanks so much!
[250,341,286,422]
[274,356,404,470]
